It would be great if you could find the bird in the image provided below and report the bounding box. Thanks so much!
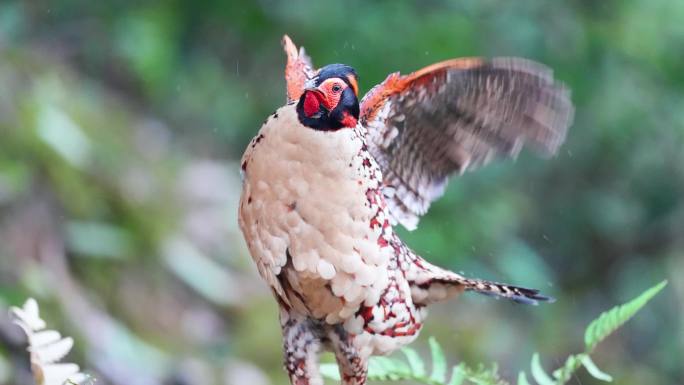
[238,35,574,385]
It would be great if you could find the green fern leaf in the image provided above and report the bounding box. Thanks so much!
[319,363,341,381]
[584,280,667,351]
[551,353,582,383]
[448,363,467,385]
[530,353,554,385]
[465,363,504,385]
[369,356,409,380]
[429,337,448,383]
[580,355,613,382]
[401,346,427,378]
[321,281,665,385]
[517,371,531,385]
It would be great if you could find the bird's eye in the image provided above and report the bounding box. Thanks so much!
[332,84,342,93]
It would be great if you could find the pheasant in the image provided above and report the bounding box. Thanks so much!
[238,35,573,385]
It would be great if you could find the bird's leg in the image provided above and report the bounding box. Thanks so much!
[328,325,368,385]
[280,310,324,385]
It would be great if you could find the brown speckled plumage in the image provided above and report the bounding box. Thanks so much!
[238,36,573,385]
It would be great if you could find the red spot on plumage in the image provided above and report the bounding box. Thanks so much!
[365,188,379,204]
[340,111,357,128]
[359,306,374,322]
[377,237,389,247]
[369,217,381,229]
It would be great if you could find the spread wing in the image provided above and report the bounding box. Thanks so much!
[282,35,316,102]
[361,58,574,230]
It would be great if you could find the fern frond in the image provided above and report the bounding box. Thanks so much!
[529,280,666,385]
[402,346,426,377]
[549,353,582,383]
[584,280,667,352]
[429,337,447,383]
[319,280,666,385]
[517,371,531,385]
[530,353,554,385]
[319,363,341,380]
[459,363,505,385]
[448,363,467,385]
[579,355,613,382]
[9,298,92,385]
[320,341,504,385]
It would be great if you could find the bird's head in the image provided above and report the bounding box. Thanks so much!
[297,64,360,131]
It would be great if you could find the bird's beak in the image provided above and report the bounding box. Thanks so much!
[303,87,330,109]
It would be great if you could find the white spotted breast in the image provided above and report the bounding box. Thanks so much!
[238,104,392,323]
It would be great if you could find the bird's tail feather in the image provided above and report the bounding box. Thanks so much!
[462,278,554,305]
[407,254,553,305]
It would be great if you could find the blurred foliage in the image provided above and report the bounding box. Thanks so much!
[0,1,682,385]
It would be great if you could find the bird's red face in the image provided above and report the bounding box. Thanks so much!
[297,65,360,131]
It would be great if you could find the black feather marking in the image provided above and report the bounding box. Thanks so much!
[466,279,555,305]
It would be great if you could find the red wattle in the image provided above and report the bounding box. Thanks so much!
[303,91,320,117]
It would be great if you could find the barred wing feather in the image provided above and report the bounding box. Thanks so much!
[360,58,574,230]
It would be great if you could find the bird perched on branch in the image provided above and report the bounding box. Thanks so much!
[238,35,573,385]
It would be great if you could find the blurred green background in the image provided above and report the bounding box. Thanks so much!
[0,1,682,384]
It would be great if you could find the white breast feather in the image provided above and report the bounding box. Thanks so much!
[238,104,390,323]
